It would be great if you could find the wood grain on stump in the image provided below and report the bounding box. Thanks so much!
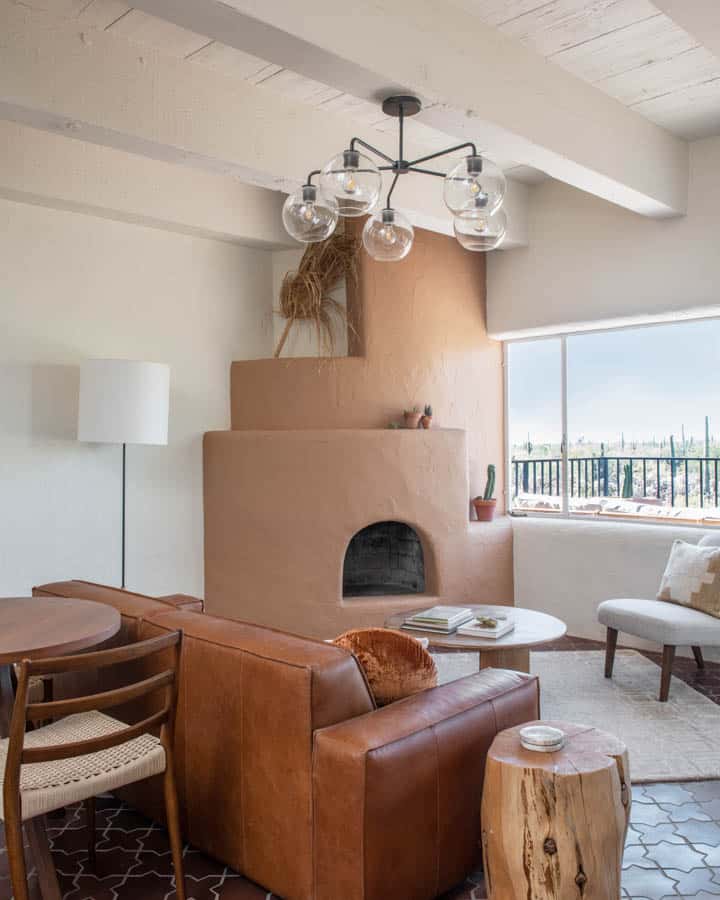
[481,721,631,900]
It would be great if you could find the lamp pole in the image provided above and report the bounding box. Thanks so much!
[121,442,126,589]
[78,359,170,592]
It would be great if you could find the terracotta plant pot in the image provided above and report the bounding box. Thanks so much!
[404,411,422,429]
[472,498,497,522]
[421,415,433,429]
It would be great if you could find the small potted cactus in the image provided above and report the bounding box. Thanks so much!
[472,464,497,521]
[403,406,422,429]
[421,405,433,429]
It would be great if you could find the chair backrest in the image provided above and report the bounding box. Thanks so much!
[3,631,182,810]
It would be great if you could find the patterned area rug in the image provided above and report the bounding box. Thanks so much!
[535,649,720,782]
[435,649,720,782]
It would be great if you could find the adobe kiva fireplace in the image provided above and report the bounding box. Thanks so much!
[202,227,512,639]
[343,522,425,597]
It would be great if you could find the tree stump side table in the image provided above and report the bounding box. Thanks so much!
[481,721,631,900]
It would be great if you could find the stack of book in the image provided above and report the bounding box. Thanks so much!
[457,612,514,640]
[402,606,475,634]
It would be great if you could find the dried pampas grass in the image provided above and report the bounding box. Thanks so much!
[274,229,359,358]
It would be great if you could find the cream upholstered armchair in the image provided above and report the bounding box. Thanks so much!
[598,533,720,701]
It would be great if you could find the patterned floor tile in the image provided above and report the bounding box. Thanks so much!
[642,784,697,805]
[0,785,719,899]
[665,867,720,896]
[673,819,720,845]
[643,841,708,872]
[621,865,679,899]
[696,845,720,868]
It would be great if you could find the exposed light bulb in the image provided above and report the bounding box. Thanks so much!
[453,207,507,252]
[444,155,505,217]
[379,225,397,245]
[319,149,381,216]
[362,208,414,262]
[282,185,338,243]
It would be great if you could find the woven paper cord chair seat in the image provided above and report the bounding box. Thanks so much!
[0,711,165,820]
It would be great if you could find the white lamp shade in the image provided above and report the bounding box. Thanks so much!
[78,359,170,445]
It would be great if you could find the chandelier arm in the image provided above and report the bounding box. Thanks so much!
[304,169,322,185]
[407,141,478,169]
[408,166,446,177]
[349,137,395,165]
[385,171,401,209]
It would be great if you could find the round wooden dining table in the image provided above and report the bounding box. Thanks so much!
[0,596,121,899]
[0,596,121,736]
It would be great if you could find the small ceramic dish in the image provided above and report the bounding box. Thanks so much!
[519,725,565,753]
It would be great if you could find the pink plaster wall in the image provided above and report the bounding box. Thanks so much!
[230,227,504,500]
[203,226,512,637]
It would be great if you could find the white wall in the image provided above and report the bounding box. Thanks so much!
[513,517,720,659]
[270,248,348,358]
[0,196,273,598]
[488,137,720,339]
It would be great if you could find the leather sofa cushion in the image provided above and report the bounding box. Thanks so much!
[332,627,437,706]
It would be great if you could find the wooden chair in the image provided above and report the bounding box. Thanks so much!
[1,631,185,900]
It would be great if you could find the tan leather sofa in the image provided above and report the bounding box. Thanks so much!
[33,580,539,900]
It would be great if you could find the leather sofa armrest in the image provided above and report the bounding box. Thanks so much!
[156,593,205,613]
[312,669,539,900]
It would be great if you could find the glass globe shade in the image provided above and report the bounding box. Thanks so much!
[282,185,338,243]
[362,208,414,262]
[444,155,506,218]
[453,208,507,252]
[319,149,382,217]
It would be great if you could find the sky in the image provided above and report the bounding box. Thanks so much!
[508,318,720,448]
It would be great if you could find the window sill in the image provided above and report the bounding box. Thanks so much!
[510,508,720,530]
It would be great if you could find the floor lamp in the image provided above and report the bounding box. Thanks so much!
[78,359,170,589]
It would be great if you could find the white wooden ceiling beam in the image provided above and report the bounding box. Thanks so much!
[0,120,294,248]
[0,0,528,247]
[130,0,689,218]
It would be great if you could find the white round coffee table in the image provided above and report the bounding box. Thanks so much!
[385,605,566,673]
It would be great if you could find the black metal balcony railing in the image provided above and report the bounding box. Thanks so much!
[512,456,720,508]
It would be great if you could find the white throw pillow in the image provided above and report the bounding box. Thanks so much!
[657,540,720,619]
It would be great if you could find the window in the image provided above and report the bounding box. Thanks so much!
[507,319,720,525]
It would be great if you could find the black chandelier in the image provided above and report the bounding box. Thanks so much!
[282,95,508,261]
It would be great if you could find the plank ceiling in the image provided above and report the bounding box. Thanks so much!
[459,0,720,140]
[21,0,546,184]
[18,0,720,187]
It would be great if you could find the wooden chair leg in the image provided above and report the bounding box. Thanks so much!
[163,762,186,900]
[85,796,96,873]
[4,810,30,900]
[660,645,676,702]
[26,815,61,900]
[692,646,705,669]
[605,627,619,678]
